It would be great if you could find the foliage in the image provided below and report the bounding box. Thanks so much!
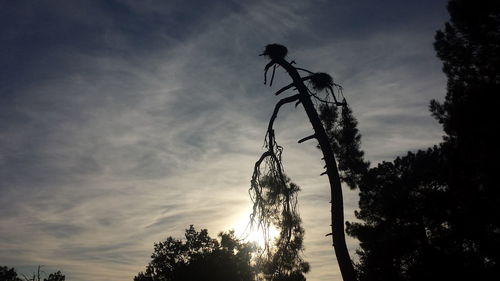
[347,1,500,280]
[431,0,500,278]
[0,266,64,281]
[0,266,22,281]
[43,271,65,281]
[134,225,256,281]
[319,103,369,189]
[431,0,500,142]
[347,147,451,280]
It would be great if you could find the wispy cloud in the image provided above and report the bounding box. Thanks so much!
[0,0,449,280]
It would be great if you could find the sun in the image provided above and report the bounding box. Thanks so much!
[231,211,279,248]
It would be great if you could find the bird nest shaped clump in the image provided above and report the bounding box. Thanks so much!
[261,44,288,60]
[309,72,333,91]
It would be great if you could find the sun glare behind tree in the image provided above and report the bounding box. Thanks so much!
[232,212,280,249]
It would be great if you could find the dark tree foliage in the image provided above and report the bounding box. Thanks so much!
[0,266,65,281]
[319,104,369,189]
[430,0,500,278]
[134,225,256,281]
[0,266,22,281]
[43,271,65,281]
[348,0,500,280]
[347,148,452,281]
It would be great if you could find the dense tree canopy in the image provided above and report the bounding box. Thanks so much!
[43,271,65,281]
[347,147,453,280]
[134,225,256,281]
[347,0,500,280]
[0,266,22,281]
[319,103,369,189]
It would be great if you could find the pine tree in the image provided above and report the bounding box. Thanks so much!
[347,1,500,280]
[431,0,500,278]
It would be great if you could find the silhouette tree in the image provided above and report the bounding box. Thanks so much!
[347,147,452,281]
[43,271,65,281]
[1,266,22,281]
[319,104,369,190]
[347,0,500,280]
[0,266,65,281]
[251,44,367,281]
[431,0,500,278]
[134,225,256,281]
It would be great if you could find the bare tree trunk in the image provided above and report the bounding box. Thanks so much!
[274,58,356,281]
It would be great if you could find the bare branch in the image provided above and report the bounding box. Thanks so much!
[270,64,277,86]
[264,61,275,85]
[298,134,316,143]
[274,83,296,96]
[252,151,273,174]
[295,67,314,74]
[275,75,313,96]
[267,94,300,143]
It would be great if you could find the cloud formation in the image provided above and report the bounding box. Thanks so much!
[1,0,448,280]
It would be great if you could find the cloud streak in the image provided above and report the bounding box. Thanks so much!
[0,0,449,280]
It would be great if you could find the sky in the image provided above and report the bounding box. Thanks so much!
[0,0,449,280]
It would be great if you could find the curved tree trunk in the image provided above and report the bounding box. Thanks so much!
[274,58,356,281]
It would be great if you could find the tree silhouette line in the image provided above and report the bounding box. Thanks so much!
[0,266,64,281]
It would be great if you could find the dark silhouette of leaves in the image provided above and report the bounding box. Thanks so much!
[348,1,500,280]
[134,225,256,281]
[43,271,65,281]
[0,266,22,281]
[320,103,369,189]
[0,266,64,281]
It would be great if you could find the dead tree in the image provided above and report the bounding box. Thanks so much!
[250,44,356,281]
